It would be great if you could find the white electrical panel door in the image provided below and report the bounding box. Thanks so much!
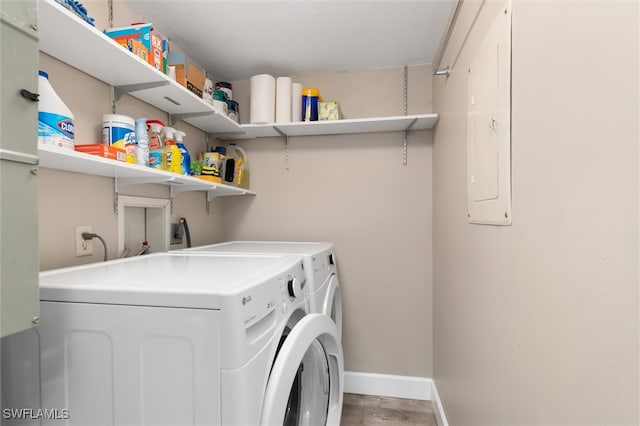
[467,1,512,225]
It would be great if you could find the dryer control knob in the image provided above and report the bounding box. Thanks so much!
[287,277,299,299]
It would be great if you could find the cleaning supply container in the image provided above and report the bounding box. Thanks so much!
[147,120,165,169]
[215,81,233,100]
[228,143,250,189]
[174,130,190,175]
[103,113,136,163]
[38,70,75,150]
[301,87,319,121]
[134,117,149,167]
[212,90,228,116]
[162,127,182,174]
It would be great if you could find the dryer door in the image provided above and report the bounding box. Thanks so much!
[323,274,342,340]
[261,313,343,426]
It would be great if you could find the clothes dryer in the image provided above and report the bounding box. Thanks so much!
[33,253,343,425]
[179,241,343,339]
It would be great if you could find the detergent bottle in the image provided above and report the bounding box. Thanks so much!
[162,127,182,174]
[174,130,190,175]
[228,143,250,189]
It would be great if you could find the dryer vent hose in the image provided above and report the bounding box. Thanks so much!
[179,217,192,248]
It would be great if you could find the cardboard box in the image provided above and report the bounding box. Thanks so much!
[150,33,165,72]
[75,144,126,162]
[105,23,152,65]
[168,52,206,98]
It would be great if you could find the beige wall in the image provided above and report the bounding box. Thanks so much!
[223,65,434,376]
[433,1,639,425]
[37,1,435,377]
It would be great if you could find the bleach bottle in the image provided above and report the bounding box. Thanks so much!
[38,70,74,150]
[174,130,190,175]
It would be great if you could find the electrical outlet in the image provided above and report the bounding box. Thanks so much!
[170,223,183,245]
[75,225,93,256]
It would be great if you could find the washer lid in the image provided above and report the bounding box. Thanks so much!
[39,253,300,309]
[180,240,334,256]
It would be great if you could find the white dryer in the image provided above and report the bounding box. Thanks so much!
[34,252,343,425]
[179,241,343,339]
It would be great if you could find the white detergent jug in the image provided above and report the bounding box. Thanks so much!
[38,70,74,150]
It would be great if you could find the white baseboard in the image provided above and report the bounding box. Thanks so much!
[344,371,448,426]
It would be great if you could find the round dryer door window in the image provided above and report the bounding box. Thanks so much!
[261,314,343,426]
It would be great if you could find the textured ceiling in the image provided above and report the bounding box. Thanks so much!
[123,0,455,82]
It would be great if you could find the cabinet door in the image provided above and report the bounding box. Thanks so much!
[1,1,39,337]
[1,1,39,156]
[0,160,39,337]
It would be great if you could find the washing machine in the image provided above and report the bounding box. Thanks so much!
[178,241,343,339]
[33,252,343,425]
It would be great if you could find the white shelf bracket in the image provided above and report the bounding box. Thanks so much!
[402,65,409,165]
[114,81,170,101]
[169,111,213,126]
[273,126,290,171]
[206,189,220,215]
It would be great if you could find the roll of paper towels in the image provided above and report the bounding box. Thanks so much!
[291,83,303,122]
[250,74,276,124]
[275,77,292,123]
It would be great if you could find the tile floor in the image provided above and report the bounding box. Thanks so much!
[340,393,437,426]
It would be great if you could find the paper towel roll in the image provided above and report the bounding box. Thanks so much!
[291,83,303,122]
[250,74,276,124]
[275,77,292,123]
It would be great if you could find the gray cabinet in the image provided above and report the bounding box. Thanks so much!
[0,0,39,337]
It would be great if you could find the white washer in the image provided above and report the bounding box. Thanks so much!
[35,252,343,425]
[179,241,343,339]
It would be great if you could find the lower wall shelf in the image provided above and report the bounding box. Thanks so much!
[37,144,255,197]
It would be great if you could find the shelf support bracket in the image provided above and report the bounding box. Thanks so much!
[114,81,170,101]
[273,126,290,171]
[169,111,214,126]
[402,65,409,165]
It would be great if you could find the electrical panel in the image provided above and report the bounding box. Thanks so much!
[467,1,512,225]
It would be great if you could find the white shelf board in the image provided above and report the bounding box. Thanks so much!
[222,113,438,140]
[37,0,244,135]
[39,0,163,87]
[37,144,254,197]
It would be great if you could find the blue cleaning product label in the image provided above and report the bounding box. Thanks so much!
[105,125,135,148]
[177,143,190,175]
[38,111,74,149]
[148,150,163,169]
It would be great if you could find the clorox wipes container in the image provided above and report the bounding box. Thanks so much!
[38,70,74,150]
[103,114,136,163]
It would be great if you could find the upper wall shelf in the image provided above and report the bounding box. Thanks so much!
[37,0,240,134]
[218,113,439,140]
[38,0,438,139]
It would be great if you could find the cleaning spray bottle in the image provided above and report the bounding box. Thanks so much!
[135,117,149,167]
[162,127,182,174]
[174,130,190,175]
[147,120,165,169]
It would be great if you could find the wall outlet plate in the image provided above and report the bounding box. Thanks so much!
[170,222,183,245]
[75,225,93,256]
